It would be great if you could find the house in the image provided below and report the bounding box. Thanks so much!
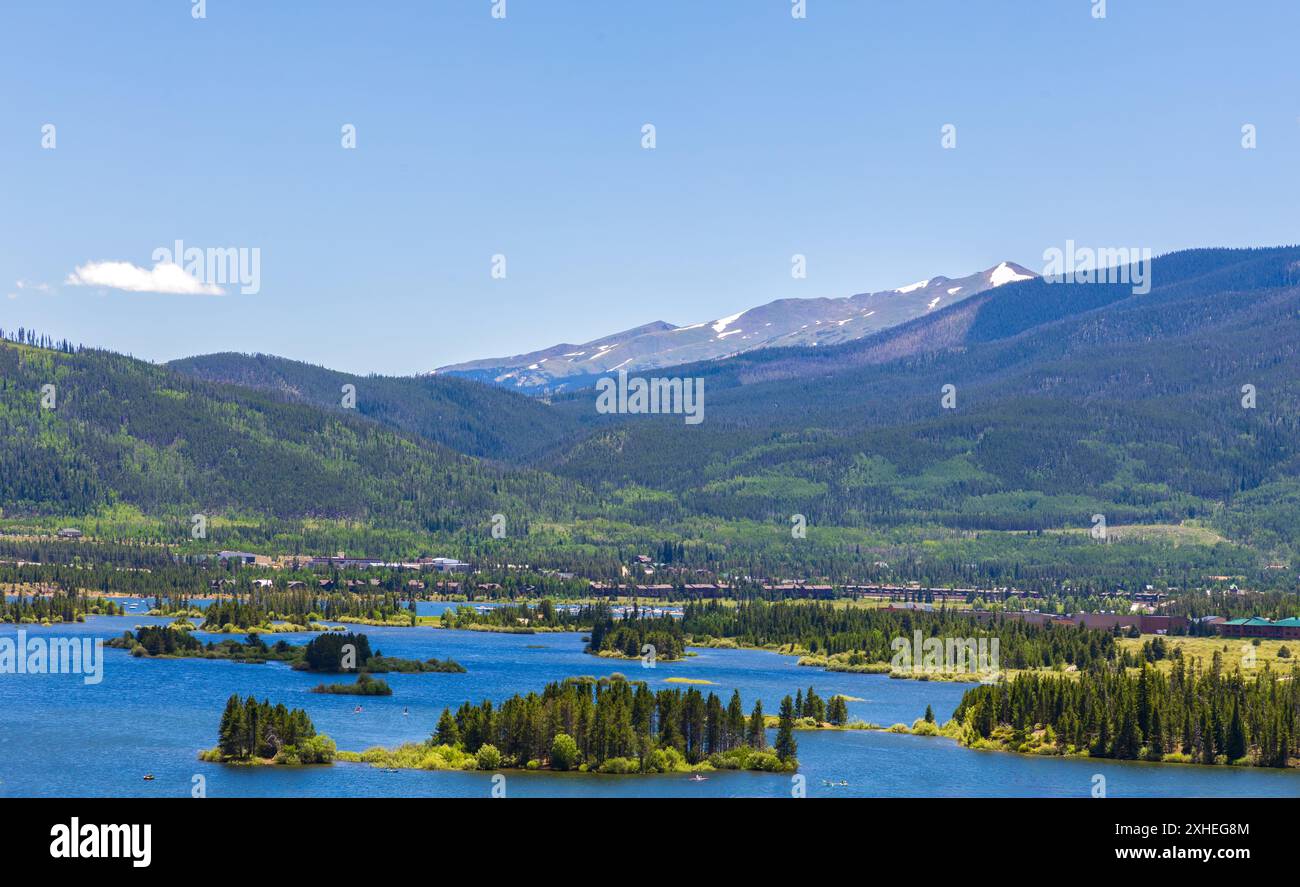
[218,551,259,565]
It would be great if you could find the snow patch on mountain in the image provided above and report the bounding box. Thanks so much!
[989,262,1035,287]
[711,311,745,334]
[434,261,1039,393]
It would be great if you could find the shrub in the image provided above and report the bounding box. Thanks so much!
[910,718,940,736]
[476,744,502,770]
[597,756,637,774]
[550,733,579,771]
[297,734,337,764]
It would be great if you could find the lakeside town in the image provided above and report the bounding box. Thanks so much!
[6,529,1295,641]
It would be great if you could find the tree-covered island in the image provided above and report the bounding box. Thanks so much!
[110,627,465,674]
[199,695,336,765]
[338,675,800,774]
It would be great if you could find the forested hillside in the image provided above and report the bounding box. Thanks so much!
[541,247,1300,559]
[168,352,580,463]
[0,341,590,529]
[3,246,1299,580]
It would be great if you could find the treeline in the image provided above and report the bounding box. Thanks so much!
[295,630,463,674]
[681,600,1118,670]
[954,660,1300,767]
[112,626,462,674]
[587,607,686,661]
[433,675,798,772]
[0,591,121,623]
[439,600,596,631]
[300,632,373,671]
[201,590,415,629]
[110,627,301,664]
[1165,589,1300,623]
[0,327,80,352]
[205,695,335,764]
[0,537,179,569]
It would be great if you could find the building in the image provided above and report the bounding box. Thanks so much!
[421,557,470,574]
[1070,613,1186,634]
[926,609,1187,634]
[1216,617,1300,640]
[217,551,260,565]
[308,555,385,569]
[57,528,83,539]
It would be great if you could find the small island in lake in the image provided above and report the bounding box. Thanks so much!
[437,602,688,664]
[311,674,392,696]
[199,695,336,765]
[110,627,465,674]
[338,674,800,774]
[295,631,465,674]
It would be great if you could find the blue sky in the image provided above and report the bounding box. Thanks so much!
[1,0,1297,375]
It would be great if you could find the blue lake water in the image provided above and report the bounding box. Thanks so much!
[2,601,1297,798]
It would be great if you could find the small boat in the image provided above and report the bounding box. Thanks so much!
[402,707,409,716]
[353,705,363,713]
[142,774,155,781]
[688,774,708,782]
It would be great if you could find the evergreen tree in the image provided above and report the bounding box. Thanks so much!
[746,700,766,750]
[435,707,459,746]
[1226,698,1247,762]
[775,695,798,763]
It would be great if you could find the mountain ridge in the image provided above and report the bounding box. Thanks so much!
[433,261,1037,393]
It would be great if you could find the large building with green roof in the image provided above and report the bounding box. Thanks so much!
[1217,616,1300,640]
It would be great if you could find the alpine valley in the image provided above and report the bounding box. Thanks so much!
[5,246,1300,589]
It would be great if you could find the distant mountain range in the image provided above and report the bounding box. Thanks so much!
[433,262,1037,393]
[8,245,1299,575]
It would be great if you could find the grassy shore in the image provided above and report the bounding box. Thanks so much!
[336,742,795,774]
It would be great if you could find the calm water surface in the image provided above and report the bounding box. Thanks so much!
[2,601,1297,798]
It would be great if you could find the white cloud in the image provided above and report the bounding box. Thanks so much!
[65,260,223,295]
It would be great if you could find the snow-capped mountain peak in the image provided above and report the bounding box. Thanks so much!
[988,261,1036,287]
[435,261,1038,393]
